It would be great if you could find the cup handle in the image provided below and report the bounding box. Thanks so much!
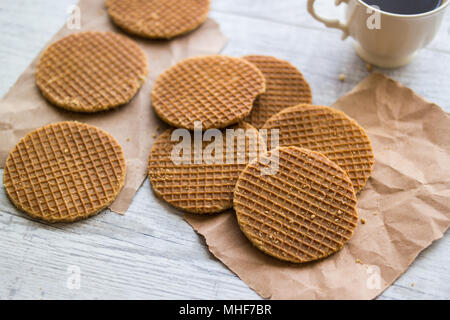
[307,0,350,40]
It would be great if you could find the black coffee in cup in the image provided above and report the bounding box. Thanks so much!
[362,0,442,15]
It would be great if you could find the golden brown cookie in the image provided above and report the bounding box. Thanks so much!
[234,146,358,263]
[263,104,374,193]
[106,0,210,39]
[148,122,264,214]
[3,121,126,222]
[243,55,312,128]
[36,31,148,112]
[152,55,265,130]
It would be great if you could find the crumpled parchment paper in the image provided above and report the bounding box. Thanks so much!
[186,73,450,299]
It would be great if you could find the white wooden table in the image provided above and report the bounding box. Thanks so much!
[0,0,449,300]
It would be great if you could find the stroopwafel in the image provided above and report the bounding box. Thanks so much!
[36,31,148,112]
[148,122,264,214]
[263,104,374,193]
[233,146,358,263]
[3,121,126,222]
[243,55,312,128]
[151,55,266,130]
[106,0,210,39]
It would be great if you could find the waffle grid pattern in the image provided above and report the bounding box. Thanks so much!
[152,55,266,130]
[234,146,358,263]
[243,55,312,128]
[106,0,210,39]
[148,122,263,214]
[3,122,126,222]
[36,31,148,112]
[263,105,374,193]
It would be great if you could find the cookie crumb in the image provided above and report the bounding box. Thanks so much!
[339,73,346,82]
[361,218,366,224]
[311,214,316,219]
[356,258,363,264]
[126,138,130,142]
[366,63,373,72]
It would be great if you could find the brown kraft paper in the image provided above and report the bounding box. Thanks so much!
[186,73,450,300]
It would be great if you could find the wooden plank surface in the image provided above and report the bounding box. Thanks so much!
[0,0,449,300]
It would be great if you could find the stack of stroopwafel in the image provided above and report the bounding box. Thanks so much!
[148,53,373,263]
[5,11,373,263]
[149,54,267,213]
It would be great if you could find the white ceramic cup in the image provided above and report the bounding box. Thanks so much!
[307,0,449,68]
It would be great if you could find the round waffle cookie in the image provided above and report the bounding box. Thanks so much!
[263,104,374,193]
[151,55,266,130]
[243,55,312,128]
[3,121,126,223]
[148,122,264,214]
[106,0,210,39]
[234,146,358,263]
[36,31,148,112]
